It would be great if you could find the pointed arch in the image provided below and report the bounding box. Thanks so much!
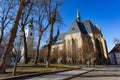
[71,38,77,64]
[75,38,78,51]
[95,38,104,64]
[67,40,71,58]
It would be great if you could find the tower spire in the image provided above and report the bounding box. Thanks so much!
[57,26,60,35]
[28,17,33,28]
[76,10,81,22]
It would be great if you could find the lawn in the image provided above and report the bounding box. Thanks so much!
[0,62,79,78]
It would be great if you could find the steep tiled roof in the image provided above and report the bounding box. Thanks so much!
[109,44,120,53]
[52,34,59,45]
[67,20,101,35]
[52,32,67,45]
[67,20,81,34]
[77,21,88,35]
[52,19,101,45]
[83,20,101,34]
[58,32,67,41]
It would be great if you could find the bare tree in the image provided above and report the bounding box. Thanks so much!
[1,32,10,45]
[19,0,34,64]
[39,47,48,63]
[0,0,31,73]
[114,38,120,45]
[46,1,58,68]
[33,0,49,65]
[60,41,67,64]
[33,0,63,66]
[50,47,59,63]
[0,0,15,45]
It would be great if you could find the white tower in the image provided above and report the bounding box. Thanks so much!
[20,18,34,62]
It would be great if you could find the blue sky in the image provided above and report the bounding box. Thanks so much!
[59,0,120,52]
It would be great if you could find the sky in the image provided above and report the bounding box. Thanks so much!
[0,0,119,52]
[59,0,120,52]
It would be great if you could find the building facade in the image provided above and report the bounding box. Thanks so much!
[50,11,108,64]
[109,44,120,65]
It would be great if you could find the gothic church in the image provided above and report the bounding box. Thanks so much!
[50,11,108,64]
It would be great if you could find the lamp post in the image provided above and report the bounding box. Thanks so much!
[12,30,24,76]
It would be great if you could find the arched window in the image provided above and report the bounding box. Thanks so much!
[30,32,32,36]
[67,40,71,57]
[75,38,78,50]
[71,38,76,53]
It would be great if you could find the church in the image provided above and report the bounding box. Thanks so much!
[49,11,108,64]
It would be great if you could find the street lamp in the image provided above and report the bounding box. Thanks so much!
[12,30,24,76]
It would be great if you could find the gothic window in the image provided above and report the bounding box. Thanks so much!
[71,38,77,63]
[75,39,78,50]
[72,38,76,53]
[68,40,71,57]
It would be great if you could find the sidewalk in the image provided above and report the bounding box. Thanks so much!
[25,68,93,80]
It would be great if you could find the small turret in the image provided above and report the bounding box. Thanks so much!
[28,17,33,28]
[57,27,60,36]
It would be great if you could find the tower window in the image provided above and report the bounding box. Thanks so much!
[30,32,32,36]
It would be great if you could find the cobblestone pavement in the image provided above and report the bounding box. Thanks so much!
[70,66,120,80]
[24,68,93,80]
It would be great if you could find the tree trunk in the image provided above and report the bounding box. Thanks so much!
[23,30,28,64]
[12,37,22,76]
[46,24,53,68]
[0,2,26,73]
[34,33,42,65]
[0,26,4,45]
[46,3,57,68]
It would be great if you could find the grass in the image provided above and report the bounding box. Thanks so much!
[0,62,79,78]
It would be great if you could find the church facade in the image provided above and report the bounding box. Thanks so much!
[50,11,108,64]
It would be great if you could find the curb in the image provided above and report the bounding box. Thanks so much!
[0,68,81,80]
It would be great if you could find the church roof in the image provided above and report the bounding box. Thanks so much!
[83,20,101,34]
[52,35,59,45]
[67,19,101,35]
[52,32,67,45]
[109,44,120,53]
[67,20,83,34]
[52,19,101,45]
[58,32,67,41]
[52,11,101,45]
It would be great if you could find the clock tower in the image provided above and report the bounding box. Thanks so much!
[20,18,34,62]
